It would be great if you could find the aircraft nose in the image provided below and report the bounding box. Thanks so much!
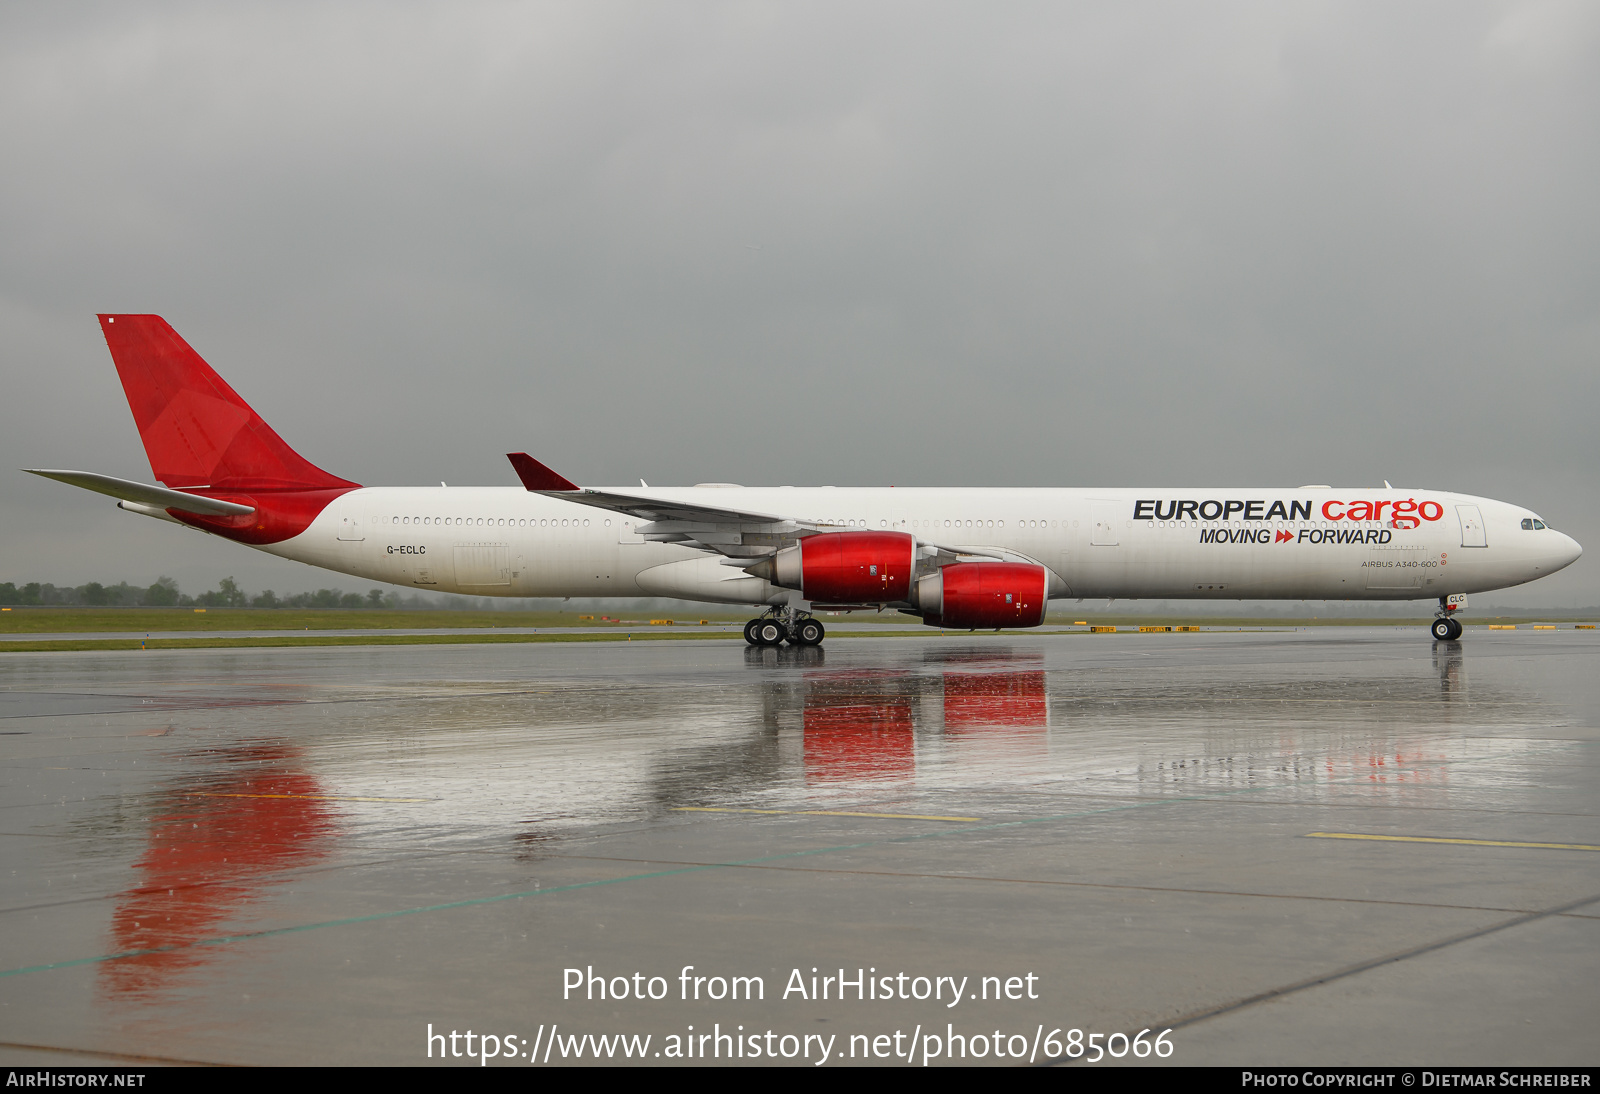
[1558,532,1583,568]
[1547,532,1583,573]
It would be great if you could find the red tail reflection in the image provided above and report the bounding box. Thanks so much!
[102,744,334,999]
[803,673,915,783]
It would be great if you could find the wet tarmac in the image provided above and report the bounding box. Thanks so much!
[1,630,1596,1066]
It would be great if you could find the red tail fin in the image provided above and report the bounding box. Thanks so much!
[98,315,357,492]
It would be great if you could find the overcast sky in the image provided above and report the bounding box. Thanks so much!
[2,1,1596,604]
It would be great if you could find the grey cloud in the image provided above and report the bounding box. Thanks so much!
[1,1,1595,601]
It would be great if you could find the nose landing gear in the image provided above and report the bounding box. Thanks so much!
[743,607,825,647]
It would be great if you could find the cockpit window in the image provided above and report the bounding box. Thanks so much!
[1522,519,1534,530]
[1534,519,1547,530]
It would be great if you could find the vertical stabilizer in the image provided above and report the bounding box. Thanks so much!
[98,315,356,492]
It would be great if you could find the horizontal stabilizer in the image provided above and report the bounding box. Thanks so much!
[24,469,256,516]
[506,452,579,492]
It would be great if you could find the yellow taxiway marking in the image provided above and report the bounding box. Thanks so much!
[194,792,434,803]
[673,806,980,823]
[1307,832,1600,852]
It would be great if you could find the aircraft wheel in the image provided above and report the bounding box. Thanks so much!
[1447,617,1463,640]
[743,619,762,646]
[754,619,787,646]
[794,619,825,646]
[1431,618,1454,641]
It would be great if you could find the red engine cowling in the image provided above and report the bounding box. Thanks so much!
[918,562,1048,629]
[766,531,915,603]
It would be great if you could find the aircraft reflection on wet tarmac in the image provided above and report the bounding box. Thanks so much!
[102,744,336,999]
[86,639,1494,869]
[728,641,1476,792]
[792,651,1049,783]
[3,629,1594,1065]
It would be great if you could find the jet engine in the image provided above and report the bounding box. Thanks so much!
[747,531,915,603]
[913,562,1048,629]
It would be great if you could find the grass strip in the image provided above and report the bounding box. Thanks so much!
[0,623,1432,653]
[13,607,1568,634]
[0,629,993,652]
[0,608,749,634]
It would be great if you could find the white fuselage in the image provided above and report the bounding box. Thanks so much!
[246,486,1581,607]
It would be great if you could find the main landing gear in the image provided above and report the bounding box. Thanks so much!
[743,607,826,647]
[1431,597,1463,641]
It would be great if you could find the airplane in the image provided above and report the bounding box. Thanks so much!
[25,315,1584,647]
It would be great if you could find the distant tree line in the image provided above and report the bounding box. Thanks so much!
[0,576,401,609]
[0,580,634,611]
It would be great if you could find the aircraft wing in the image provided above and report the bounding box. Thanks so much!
[504,453,1016,563]
[24,469,256,516]
[534,487,790,527]
[509,452,818,558]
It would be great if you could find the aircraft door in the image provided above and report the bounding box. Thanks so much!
[1456,505,1487,548]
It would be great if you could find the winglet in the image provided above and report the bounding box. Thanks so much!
[507,452,579,492]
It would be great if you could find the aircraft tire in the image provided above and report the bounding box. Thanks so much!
[794,619,825,646]
[1431,618,1454,641]
[1447,617,1463,640]
[743,619,762,646]
[755,619,787,646]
